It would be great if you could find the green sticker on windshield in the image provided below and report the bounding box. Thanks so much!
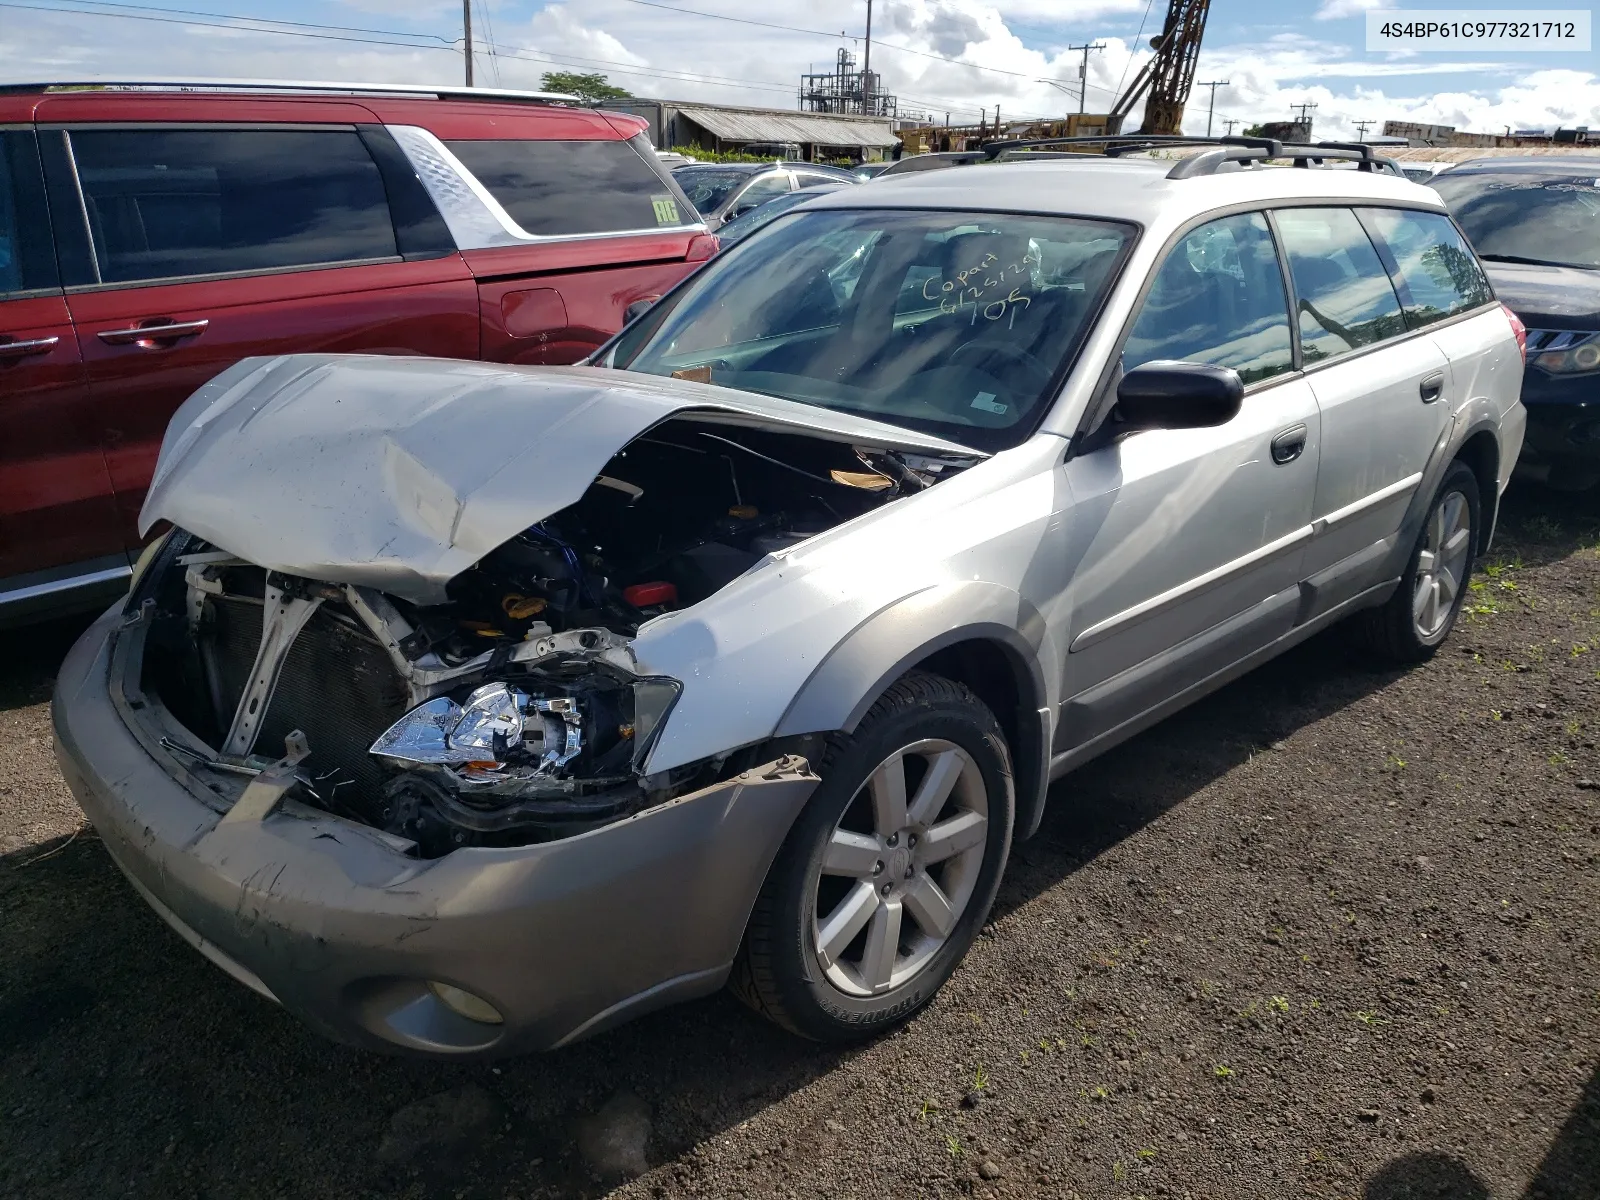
[651,195,681,225]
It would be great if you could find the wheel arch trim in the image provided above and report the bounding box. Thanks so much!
[773,580,1054,842]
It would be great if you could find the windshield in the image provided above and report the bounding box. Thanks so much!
[1433,170,1600,269]
[611,207,1133,452]
[672,166,754,215]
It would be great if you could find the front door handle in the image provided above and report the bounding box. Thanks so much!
[1270,423,1308,465]
[0,335,60,360]
[97,318,209,347]
[1419,371,1445,403]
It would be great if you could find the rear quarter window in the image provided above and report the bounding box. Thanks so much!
[445,134,691,236]
[1358,207,1493,327]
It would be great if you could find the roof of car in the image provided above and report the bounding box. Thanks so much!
[0,78,580,104]
[1442,155,1600,173]
[793,155,1446,226]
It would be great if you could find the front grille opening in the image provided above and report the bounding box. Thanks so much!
[143,565,411,825]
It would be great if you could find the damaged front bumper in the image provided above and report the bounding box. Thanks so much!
[53,604,818,1055]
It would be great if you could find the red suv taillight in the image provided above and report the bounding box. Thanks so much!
[1502,302,1527,363]
[686,234,719,263]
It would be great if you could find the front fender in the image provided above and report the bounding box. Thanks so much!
[773,581,1050,736]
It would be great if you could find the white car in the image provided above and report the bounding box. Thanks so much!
[55,138,1526,1056]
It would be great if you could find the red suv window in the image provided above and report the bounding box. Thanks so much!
[69,128,399,284]
[444,134,688,236]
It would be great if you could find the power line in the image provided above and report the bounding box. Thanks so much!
[19,0,456,40]
[1,0,456,49]
[9,0,1079,121]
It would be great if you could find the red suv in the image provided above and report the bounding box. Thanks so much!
[0,80,711,624]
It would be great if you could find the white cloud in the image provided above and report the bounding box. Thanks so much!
[1314,0,1392,20]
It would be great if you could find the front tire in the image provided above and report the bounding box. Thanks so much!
[1356,460,1480,663]
[731,671,1014,1042]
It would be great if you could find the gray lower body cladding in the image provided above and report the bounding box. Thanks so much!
[53,606,818,1056]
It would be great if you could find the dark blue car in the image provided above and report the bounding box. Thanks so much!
[1434,157,1600,490]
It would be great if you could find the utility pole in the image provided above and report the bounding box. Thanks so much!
[1197,79,1229,136]
[862,0,872,114]
[463,0,473,87]
[1067,41,1107,114]
[1223,118,1238,135]
[1354,119,1374,141]
[1290,100,1318,135]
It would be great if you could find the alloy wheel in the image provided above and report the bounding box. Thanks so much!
[1413,488,1473,640]
[810,739,990,997]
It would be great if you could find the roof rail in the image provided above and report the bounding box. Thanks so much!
[973,133,1403,179]
[0,78,581,105]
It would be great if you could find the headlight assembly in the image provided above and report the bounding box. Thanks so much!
[1532,331,1600,375]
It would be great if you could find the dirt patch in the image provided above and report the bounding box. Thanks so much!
[0,486,1595,1200]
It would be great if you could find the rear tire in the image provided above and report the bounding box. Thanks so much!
[730,671,1013,1042]
[1355,461,1480,664]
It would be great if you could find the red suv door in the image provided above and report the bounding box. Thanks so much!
[36,95,480,550]
[0,125,128,617]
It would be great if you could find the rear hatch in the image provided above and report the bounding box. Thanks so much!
[368,100,708,365]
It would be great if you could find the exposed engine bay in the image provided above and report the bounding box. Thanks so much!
[133,420,968,858]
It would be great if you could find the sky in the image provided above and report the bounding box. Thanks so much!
[3,0,1600,140]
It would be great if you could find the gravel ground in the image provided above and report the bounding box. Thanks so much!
[1,485,1595,1200]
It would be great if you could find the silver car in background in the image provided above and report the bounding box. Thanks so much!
[54,143,1525,1056]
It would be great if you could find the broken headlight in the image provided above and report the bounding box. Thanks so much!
[370,674,681,781]
[367,673,682,855]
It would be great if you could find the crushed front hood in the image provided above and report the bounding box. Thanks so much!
[141,354,983,604]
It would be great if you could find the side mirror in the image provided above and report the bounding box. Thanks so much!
[624,297,659,323]
[1114,361,1244,432]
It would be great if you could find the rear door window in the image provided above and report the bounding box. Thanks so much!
[1357,207,1493,327]
[1273,207,1407,363]
[445,134,690,235]
[67,128,398,285]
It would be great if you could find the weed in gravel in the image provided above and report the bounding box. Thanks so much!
[1113,1159,1128,1182]
[1213,1065,1235,1080]
[945,1135,963,1159]
[1137,1147,1157,1162]
[1268,995,1290,1013]
[1352,1010,1390,1028]
[972,1064,988,1091]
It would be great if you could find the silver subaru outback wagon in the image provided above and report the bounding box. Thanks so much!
[53,143,1526,1056]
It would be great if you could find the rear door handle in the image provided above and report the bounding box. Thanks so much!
[1270,423,1308,465]
[97,318,209,347]
[0,335,60,360]
[1419,372,1444,403]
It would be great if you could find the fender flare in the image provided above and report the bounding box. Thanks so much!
[773,580,1055,841]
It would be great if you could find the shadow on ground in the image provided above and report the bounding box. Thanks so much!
[0,484,1593,1198]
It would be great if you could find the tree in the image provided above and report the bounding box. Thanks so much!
[539,72,633,103]
[1242,124,1265,137]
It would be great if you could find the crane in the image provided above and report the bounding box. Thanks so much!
[1108,0,1213,136]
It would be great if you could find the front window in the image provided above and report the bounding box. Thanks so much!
[1432,171,1600,270]
[610,208,1134,452]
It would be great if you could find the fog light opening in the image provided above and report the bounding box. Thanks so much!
[428,981,504,1025]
